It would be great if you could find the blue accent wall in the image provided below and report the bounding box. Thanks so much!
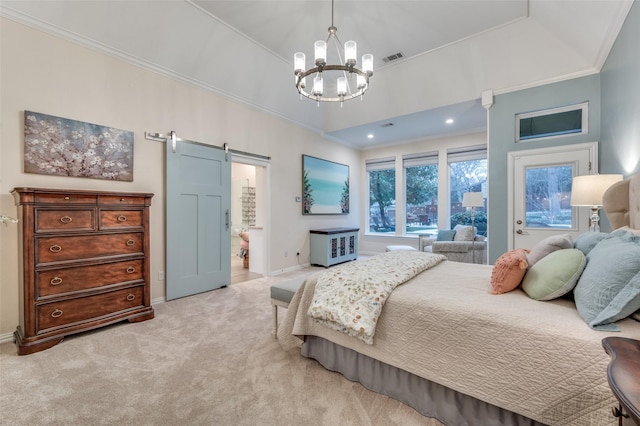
[487,1,639,262]
[487,75,601,262]
[601,0,640,177]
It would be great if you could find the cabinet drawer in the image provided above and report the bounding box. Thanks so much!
[98,195,146,205]
[36,209,95,232]
[36,259,144,298]
[35,193,97,204]
[37,286,144,332]
[37,233,143,264]
[100,209,143,229]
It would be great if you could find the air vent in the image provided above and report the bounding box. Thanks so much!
[382,52,404,63]
[380,122,394,128]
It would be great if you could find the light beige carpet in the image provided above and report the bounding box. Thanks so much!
[0,270,443,426]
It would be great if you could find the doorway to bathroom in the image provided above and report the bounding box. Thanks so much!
[231,155,269,283]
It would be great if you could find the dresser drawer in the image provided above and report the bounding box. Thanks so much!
[100,209,143,229]
[98,195,146,205]
[35,193,97,204]
[37,286,144,332]
[37,233,143,264]
[35,209,95,232]
[36,259,144,298]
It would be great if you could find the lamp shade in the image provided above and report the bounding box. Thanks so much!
[570,174,623,207]
[462,192,484,208]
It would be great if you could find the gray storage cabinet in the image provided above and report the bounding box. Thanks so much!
[309,227,359,267]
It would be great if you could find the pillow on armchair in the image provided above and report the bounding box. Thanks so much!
[436,230,456,241]
[453,225,477,241]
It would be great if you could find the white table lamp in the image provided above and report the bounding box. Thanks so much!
[570,174,623,232]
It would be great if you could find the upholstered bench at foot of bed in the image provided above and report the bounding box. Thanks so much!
[270,276,307,338]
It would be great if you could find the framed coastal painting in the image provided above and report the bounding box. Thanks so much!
[302,154,349,215]
[24,111,134,181]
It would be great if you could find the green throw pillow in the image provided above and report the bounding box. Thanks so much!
[522,249,586,301]
[437,230,456,241]
[574,229,640,331]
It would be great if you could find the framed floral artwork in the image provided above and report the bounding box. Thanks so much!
[24,111,134,181]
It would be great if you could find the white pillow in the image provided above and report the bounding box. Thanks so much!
[453,225,476,241]
[526,233,573,269]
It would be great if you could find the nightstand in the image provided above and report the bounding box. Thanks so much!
[602,337,640,426]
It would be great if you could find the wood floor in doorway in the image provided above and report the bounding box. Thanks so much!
[231,255,261,284]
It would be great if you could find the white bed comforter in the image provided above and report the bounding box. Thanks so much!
[279,259,640,426]
[308,251,446,344]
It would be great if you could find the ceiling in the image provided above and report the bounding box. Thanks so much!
[0,0,633,149]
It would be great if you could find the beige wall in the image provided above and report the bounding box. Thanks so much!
[0,19,361,338]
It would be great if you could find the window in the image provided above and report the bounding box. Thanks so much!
[524,165,573,228]
[367,157,396,234]
[448,145,487,236]
[404,152,438,234]
[516,102,588,142]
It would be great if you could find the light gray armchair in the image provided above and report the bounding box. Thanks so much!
[419,225,486,264]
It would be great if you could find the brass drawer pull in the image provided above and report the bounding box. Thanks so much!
[120,198,126,202]
[126,294,136,301]
[126,266,136,274]
[49,244,62,253]
[64,196,70,200]
[50,277,63,286]
[51,309,64,318]
[126,239,135,246]
[117,215,127,222]
[60,216,73,223]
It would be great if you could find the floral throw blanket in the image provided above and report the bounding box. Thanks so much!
[308,251,446,344]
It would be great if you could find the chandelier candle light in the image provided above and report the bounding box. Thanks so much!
[294,0,373,106]
[570,174,623,232]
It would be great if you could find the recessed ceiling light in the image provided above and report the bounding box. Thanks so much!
[367,134,374,139]
[446,118,454,124]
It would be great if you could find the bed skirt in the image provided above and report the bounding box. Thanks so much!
[301,336,547,426]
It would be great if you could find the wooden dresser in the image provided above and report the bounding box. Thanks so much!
[12,187,154,355]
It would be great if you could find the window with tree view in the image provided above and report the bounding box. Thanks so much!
[367,158,396,233]
[404,153,438,234]
[448,146,487,236]
[525,165,573,228]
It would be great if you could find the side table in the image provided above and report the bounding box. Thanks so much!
[602,337,640,426]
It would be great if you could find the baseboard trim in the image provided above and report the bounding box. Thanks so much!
[271,264,309,276]
[0,331,15,346]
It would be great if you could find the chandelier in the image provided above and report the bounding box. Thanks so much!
[293,0,373,105]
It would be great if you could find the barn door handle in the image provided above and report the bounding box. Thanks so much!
[225,209,230,231]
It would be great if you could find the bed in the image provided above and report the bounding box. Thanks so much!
[278,173,640,426]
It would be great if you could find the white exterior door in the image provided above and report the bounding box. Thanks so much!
[508,142,597,250]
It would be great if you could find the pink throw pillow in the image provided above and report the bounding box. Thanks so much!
[491,249,529,294]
